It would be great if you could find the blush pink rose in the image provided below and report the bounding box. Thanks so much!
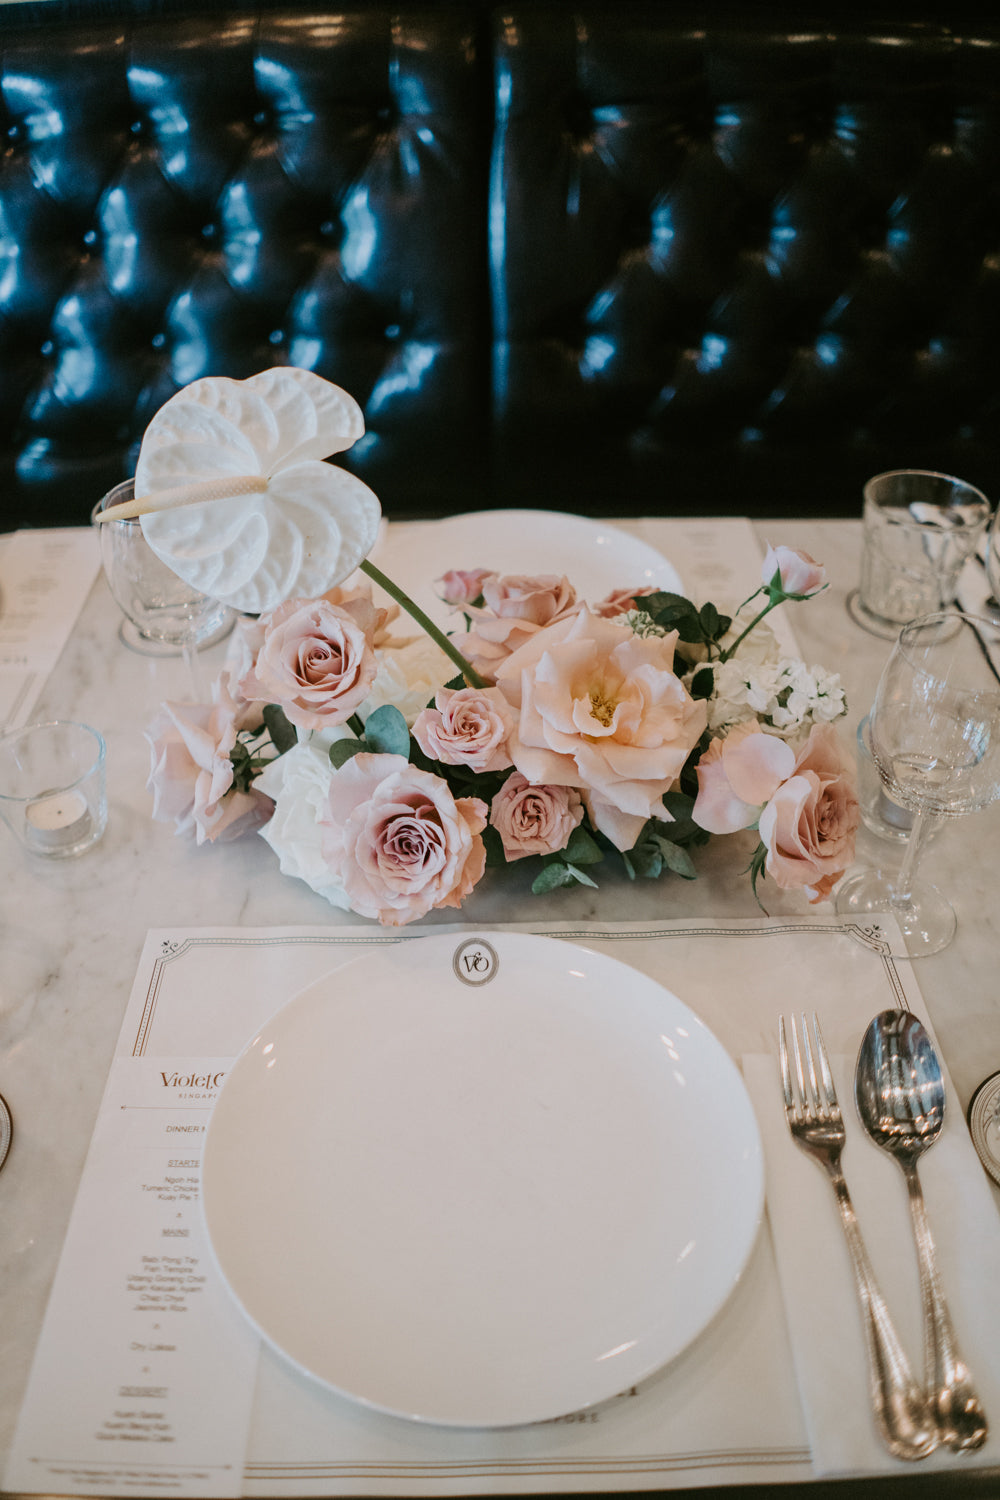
[490,773,584,861]
[240,595,377,730]
[412,686,515,772]
[495,607,707,851]
[145,676,272,845]
[692,722,796,834]
[763,544,826,597]
[758,723,859,902]
[437,568,494,608]
[462,573,580,679]
[592,585,657,618]
[319,753,488,926]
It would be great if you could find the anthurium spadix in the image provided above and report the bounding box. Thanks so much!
[118,368,382,615]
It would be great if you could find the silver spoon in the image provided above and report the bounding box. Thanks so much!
[855,1010,988,1452]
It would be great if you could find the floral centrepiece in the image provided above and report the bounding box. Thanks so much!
[144,540,858,925]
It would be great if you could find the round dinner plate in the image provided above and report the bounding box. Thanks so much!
[367,510,684,633]
[201,932,763,1428]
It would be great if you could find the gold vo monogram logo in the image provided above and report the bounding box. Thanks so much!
[453,938,499,986]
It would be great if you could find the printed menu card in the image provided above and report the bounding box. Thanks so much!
[7,918,1000,1497]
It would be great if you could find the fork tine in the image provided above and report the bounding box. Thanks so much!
[811,1011,839,1113]
[778,1015,795,1112]
[791,1011,811,1112]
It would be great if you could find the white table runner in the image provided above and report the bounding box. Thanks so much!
[0,528,101,729]
[7,917,1000,1497]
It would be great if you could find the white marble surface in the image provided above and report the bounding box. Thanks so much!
[2,515,1000,1490]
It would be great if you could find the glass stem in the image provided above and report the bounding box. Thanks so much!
[889,808,930,905]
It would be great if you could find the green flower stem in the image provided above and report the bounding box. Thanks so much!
[360,558,486,688]
[717,597,774,662]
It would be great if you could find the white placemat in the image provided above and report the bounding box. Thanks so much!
[7,917,1000,1497]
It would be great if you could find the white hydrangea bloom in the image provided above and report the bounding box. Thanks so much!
[701,654,846,735]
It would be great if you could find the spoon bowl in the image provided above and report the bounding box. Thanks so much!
[855,1010,988,1452]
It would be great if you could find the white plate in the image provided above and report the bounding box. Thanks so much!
[367,510,684,632]
[201,932,763,1428]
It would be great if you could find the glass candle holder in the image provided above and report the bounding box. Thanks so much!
[0,720,107,858]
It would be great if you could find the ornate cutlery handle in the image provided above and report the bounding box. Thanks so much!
[904,1165,988,1451]
[825,1162,938,1461]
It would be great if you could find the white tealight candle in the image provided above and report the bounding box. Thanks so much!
[24,788,93,852]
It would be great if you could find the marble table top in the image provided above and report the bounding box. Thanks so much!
[2,513,999,1496]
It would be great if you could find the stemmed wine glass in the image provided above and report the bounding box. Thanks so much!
[836,611,1000,956]
[92,480,234,699]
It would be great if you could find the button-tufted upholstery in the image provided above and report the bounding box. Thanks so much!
[0,2,489,528]
[491,8,1000,517]
[3,2,1000,526]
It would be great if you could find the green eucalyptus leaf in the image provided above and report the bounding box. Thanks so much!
[563,862,599,889]
[262,703,298,755]
[627,842,663,880]
[653,837,697,880]
[531,862,577,894]
[562,825,604,866]
[363,704,411,757]
[662,789,696,821]
[329,739,365,769]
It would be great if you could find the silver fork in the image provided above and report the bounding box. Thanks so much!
[779,1012,938,1461]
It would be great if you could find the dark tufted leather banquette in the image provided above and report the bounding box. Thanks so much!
[3,1,1000,527]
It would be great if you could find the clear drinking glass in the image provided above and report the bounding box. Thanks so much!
[92,480,234,695]
[836,611,1000,955]
[847,470,990,639]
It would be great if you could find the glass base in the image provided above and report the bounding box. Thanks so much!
[118,614,234,657]
[845,589,908,640]
[835,867,957,957]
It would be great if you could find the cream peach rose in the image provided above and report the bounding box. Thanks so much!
[495,607,707,851]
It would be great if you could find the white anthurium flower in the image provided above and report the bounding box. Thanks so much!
[132,367,382,614]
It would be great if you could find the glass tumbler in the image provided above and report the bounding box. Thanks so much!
[92,480,234,656]
[847,470,990,639]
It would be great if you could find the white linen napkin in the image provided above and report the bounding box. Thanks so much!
[743,1050,1000,1478]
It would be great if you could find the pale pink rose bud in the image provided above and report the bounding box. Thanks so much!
[412,686,515,773]
[437,568,494,607]
[490,773,584,861]
[762,544,826,597]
